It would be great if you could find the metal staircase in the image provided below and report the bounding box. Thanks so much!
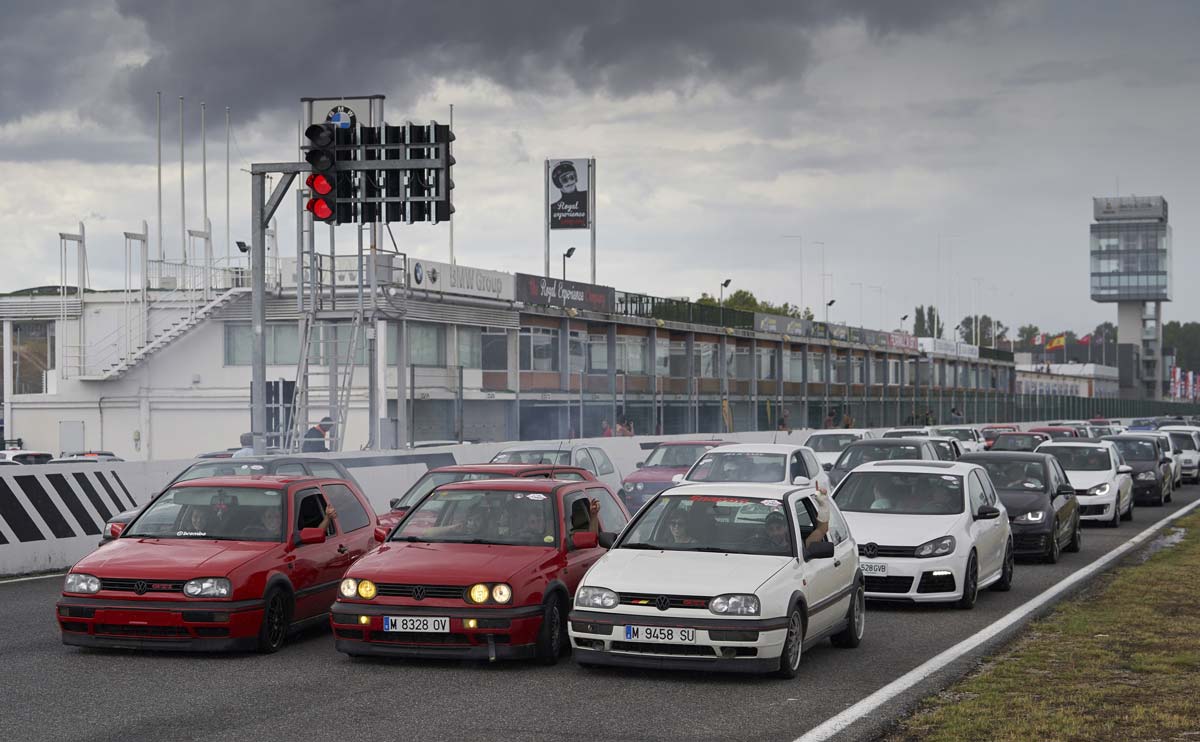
[283,312,363,453]
[77,287,249,381]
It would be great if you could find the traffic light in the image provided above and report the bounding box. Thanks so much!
[334,124,356,224]
[383,124,403,223]
[360,125,380,223]
[304,123,337,223]
[430,122,455,224]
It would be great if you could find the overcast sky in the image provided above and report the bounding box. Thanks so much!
[3,0,1199,336]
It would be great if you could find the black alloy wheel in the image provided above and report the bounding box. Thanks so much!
[1044,522,1061,564]
[956,553,979,610]
[1065,516,1082,552]
[257,588,291,653]
[992,541,1014,592]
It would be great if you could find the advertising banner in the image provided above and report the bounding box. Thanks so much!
[754,313,812,338]
[409,259,515,301]
[515,273,615,313]
[548,159,591,230]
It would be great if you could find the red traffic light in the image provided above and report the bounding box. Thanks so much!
[306,174,333,196]
[306,197,334,222]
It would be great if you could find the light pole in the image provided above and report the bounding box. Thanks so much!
[823,299,835,424]
[850,281,864,328]
[562,246,576,281]
[972,276,984,346]
[719,278,731,327]
[782,234,803,314]
[900,314,909,333]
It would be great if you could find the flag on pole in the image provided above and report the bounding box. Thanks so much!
[1033,333,1044,346]
[1079,334,1092,345]
[1046,334,1066,352]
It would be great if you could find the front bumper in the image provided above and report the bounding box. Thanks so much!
[859,552,968,603]
[567,608,787,674]
[1133,480,1164,503]
[1009,521,1055,556]
[330,601,544,661]
[1077,492,1118,522]
[57,596,264,652]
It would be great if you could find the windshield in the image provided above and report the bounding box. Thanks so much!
[806,434,860,452]
[1040,446,1111,472]
[834,472,964,515]
[936,428,975,442]
[965,459,1047,490]
[835,443,922,470]
[1170,433,1197,451]
[992,435,1041,452]
[124,486,286,541]
[1042,429,1077,439]
[490,450,571,465]
[1111,439,1157,462]
[931,441,955,460]
[686,452,786,483]
[393,488,558,547]
[175,461,281,482]
[644,444,712,468]
[882,430,923,439]
[395,471,510,510]
[619,494,794,556]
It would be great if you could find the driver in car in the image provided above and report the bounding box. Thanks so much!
[244,503,336,538]
[756,511,792,552]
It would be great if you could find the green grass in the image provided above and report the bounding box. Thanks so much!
[888,512,1200,742]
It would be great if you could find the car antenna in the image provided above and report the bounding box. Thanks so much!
[549,437,566,479]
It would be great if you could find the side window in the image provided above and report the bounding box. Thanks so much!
[295,489,331,535]
[826,504,849,545]
[978,471,998,506]
[967,473,986,513]
[573,448,597,473]
[586,487,627,531]
[275,463,306,476]
[322,483,371,533]
[589,448,616,476]
[802,451,821,479]
[307,462,344,479]
[563,490,595,538]
[790,496,816,552]
[1053,461,1070,488]
[789,452,809,481]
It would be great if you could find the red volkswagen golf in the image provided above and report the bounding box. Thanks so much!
[57,475,378,653]
[331,478,629,663]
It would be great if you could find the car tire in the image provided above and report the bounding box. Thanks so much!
[256,587,292,654]
[1110,500,1123,527]
[535,595,566,665]
[831,583,865,649]
[992,540,1015,592]
[1044,524,1060,564]
[774,607,805,678]
[956,553,979,610]
[1065,517,1082,553]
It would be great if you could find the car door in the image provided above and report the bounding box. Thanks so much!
[968,472,1003,579]
[789,493,839,635]
[287,486,344,620]
[824,502,857,619]
[1113,449,1133,511]
[1047,459,1077,545]
[587,447,622,491]
[561,487,606,593]
[320,482,376,563]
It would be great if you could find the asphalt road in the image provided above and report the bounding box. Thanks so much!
[4,487,1196,742]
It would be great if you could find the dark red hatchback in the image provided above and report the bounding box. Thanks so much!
[331,478,629,663]
[57,475,378,653]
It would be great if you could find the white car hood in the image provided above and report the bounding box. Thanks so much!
[583,548,790,596]
[1062,470,1112,490]
[840,511,964,547]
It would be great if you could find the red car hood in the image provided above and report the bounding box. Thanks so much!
[348,541,557,584]
[622,466,688,485]
[73,538,277,578]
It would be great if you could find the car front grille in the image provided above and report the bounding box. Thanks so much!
[368,631,479,645]
[618,592,712,610]
[864,576,914,594]
[95,624,190,638]
[1079,504,1107,516]
[374,584,466,600]
[100,578,186,594]
[1013,533,1048,552]
[858,544,917,558]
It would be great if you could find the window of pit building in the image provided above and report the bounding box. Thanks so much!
[481,328,508,371]
[455,326,483,369]
[520,326,559,372]
[787,350,805,383]
[12,321,55,395]
[693,341,717,378]
[408,322,447,367]
[569,330,586,374]
[808,350,825,384]
[224,323,300,366]
[616,335,649,375]
[726,345,751,380]
[851,356,865,385]
[757,346,777,381]
[588,333,608,373]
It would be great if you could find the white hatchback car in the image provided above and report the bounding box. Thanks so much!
[1145,431,1184,488]
[833,461,1013,609]
[882,427,934,439]
[569,483,863,677]
[1036,440,1134,526]
[804,430,876,469]
[679,443,832,494]
[935,427,986,453]
[1159,426,1200,484]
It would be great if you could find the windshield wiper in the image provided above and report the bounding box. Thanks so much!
[618,542,662,550]
[689,546,732,553]
[462,538,507,545]
[396,535,428,542]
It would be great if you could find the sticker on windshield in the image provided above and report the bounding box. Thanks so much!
[526,493,547,501]
[941,476,957,482]
[1024,482,1040,488]
[761,500,782,508]
[176,531,206,537]
[250,465,264,470]
[544,535,554,543]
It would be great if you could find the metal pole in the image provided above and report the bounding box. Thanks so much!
[140,220,148,346]
[544,160,551,278]
[225,107,231,263]
[251,172,267,454]
[180,96,186,263]
[589,157,597,284]
[202,101,208,275]
[449,103,455,265]
[156,92,163,262]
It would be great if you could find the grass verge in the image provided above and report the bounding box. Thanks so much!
[886,511,1200,742]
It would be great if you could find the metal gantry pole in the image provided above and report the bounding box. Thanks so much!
[251,172,267,454]
[180,96,186,263]
[156,92,163,262]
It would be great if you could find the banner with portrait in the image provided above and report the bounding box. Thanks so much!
[548,158,591,230]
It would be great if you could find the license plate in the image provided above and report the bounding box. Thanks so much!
[860,562,888,577]
[382,616,449,633]
[624,625,698,643]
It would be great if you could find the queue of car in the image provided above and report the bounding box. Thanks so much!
[53,418,1190,678]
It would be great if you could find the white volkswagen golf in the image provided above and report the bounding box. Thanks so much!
[1036,439,1134,526]
[569,482,864,677]
[833,461,1013,609]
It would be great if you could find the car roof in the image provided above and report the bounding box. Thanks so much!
[857,461,974,473]
[497,442,583,452]
[846,437,926,446]
[428,463,589,475]
[996,431,1042,436]
[1103,434,1157,442]
[809,429,872,435]
[432,477,568,494]
[705,443,805,454]
[657,482,810,499]
[171,475,331,489]
[656,439,730,447]
[1048,439,1117,448]
[1030,426,1075,431]
[961,451,1055,462]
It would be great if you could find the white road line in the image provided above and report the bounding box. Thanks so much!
[0,572,66,586]
[796,498,1200,742]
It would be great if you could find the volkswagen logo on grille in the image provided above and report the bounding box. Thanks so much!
[863,543,879,559]
[133,580,149,595]
[655,595,670,612]
[411,586,426,601]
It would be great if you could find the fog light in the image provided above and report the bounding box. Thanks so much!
[211,613,229,622]
[465,619,478,629]
[932,570,953,576]
[358,616,370,625]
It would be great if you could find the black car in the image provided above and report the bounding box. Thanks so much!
[1102,435,1172,506]
[99,456,361,544]
[959,452,1081,563]
[826,438,940,487]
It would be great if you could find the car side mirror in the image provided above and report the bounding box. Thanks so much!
[671,474,684,483]
[1118,465,1132,474]
[1175,449,1183,456]
[975,505,1001,520]
[572,531,599,550]
[1056,483,1075,497]
[299,527,327,545]
[373,526,389,543]
[806,541,835,560]
[389,498,403,510]
[792,476,812,487]
[823,463,833,472]
[598,531,616,549]
[635,461,644,469]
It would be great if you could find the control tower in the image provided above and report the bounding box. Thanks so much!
[1090,196,1172,400]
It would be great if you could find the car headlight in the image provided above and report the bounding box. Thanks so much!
[710,594,760,616]
[1013,510,1046,524]
[64,573,100,594]
[491,583,512,604]
[914,536,956,558]
[635,482,645,491]
[339,578,359,598]
[1137,471,1157,481]
[468,583,491,604]
[575,586,619,609]
[357,579,377,600]
[1087,483,1111,496]
[183,577,231,598]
